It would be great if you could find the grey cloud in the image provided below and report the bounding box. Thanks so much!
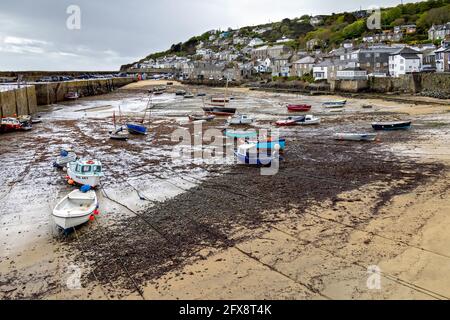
[0,0,421,71]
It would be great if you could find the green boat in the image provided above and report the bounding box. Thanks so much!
[223,129,258,139]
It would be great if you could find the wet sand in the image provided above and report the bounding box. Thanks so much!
[1,80,449,300]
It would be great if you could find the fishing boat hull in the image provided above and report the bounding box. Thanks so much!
[188,115,215,122]
[372,122,411,131]
[0,117,29,133]
[65,92,79,100]
[67,171,101,187]
[323,100,346,108]
[52,190,98,230]
[255,139,286,150]
[126,123,147,135]
[212,97,230,103]
[110,133,129,140]
[235,151,278,166]
[334,133,377,141]
[67,167,102,188]
[203,107,237,116]
[287,105,311,112]
[275,120,298,126]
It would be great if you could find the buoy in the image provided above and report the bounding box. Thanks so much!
[65,176,70,180]
[68,179,75,185]
[89,215,95,221]
[93,210,99,216]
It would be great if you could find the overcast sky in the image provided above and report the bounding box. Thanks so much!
[0,0,419,71]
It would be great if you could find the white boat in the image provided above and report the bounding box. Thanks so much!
[54,150,77,169]
[334,133,377,141]
[109,127,129,140]
[228,114,254,125]
[296,115,321,125]
[52,190,98,230]
[67,159,104,187]
[323,100,346,109]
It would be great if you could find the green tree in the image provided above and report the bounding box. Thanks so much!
[341,20,367,40]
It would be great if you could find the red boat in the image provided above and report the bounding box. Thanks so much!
[287,104,311,112]
[275,119,298,126]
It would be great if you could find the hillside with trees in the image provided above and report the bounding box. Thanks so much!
[121,0,450,70]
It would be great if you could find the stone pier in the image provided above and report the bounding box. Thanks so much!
[0,85,38,118]
[33,77,136,105]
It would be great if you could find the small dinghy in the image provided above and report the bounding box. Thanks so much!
[67,159,104,188]
[323,100,347,108]
[54,150,77,169]
[52,189,98,230]
[188,114,215,122]
[184,93,195,99]
[224,129,258,139]
[297,115,321,125]
[228,114,254,125]
[287,104,311,112]
[110,111,129,140]
[235,144,282,166]
[65,92,79,100]
[175,90,187,96]
[0,117,30,133]
[334,133,377,141]
[110,127,129,140]
[372,121,411,131]
[276,115,320,126]
[202,107,237,116]
[275,118,300,126]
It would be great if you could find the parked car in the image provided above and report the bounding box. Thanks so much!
[39,77,53,82]
[421,66,436,73]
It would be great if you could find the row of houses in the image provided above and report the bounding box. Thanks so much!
[250,40,449,81]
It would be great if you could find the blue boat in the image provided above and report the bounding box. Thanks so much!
[235,144,282,166]
[255,138,286,150]
[224,129,258,139]
[127,123,147,135]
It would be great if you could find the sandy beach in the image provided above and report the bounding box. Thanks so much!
[1,80,449,300]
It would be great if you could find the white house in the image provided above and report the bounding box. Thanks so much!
[248,38,264,47]
[389,47,422,77]
[435,46,450,72]
[276,36,293,43]
[313,61,331,80]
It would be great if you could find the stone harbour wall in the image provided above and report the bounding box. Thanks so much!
[0,85,38,118]
[33,77,136,105]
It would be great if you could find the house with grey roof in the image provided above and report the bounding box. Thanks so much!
[292,56,316,77]
[428,23,450,41]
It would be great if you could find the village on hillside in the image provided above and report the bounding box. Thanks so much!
[125,8,450,88]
